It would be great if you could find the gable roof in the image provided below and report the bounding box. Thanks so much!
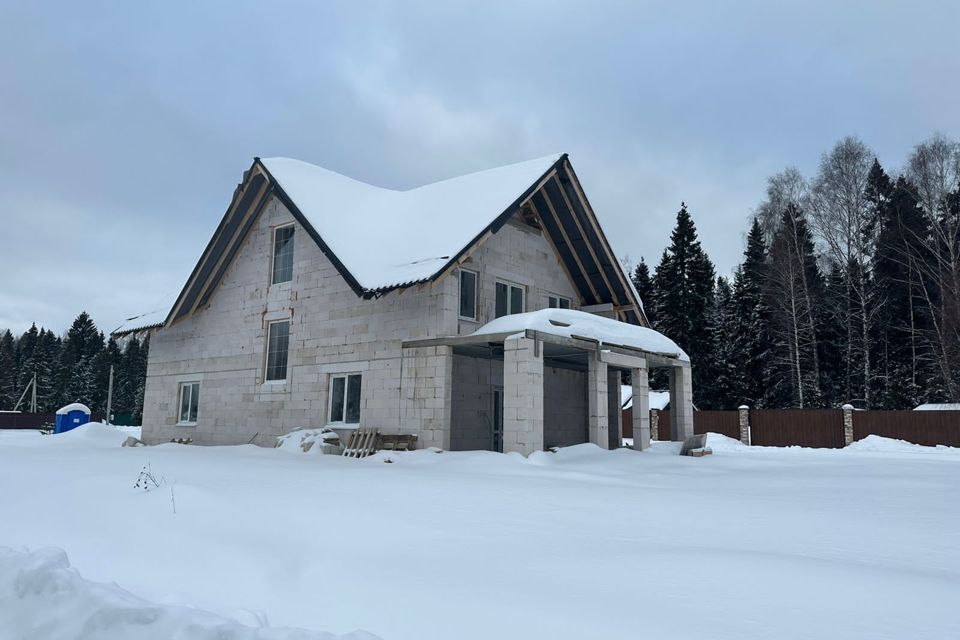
[147,153,647,334]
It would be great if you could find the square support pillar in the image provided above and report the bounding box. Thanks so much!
[401,345,453,450]
[607,369,622,449]
[668,362,694,442]
[588,356,609,449]
[632,366,651,450]
[503,336,544,455]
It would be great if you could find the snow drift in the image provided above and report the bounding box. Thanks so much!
[0,546,378,640]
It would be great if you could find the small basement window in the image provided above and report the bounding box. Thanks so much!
[178,382,200,425]
[265,321,290,381]
[330,373,362,424]
[495,281,525,318]
[459,269,477,320]
[548,295,571,309]
[271,225,295,284]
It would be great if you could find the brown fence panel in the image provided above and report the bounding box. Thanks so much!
[621,407,633,439]
[0,412,103,429]
[750,409,845,448]
[655,409,672,440]
[853,410,960,447]
[693,411,740,439]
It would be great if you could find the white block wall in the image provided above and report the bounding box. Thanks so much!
[142,196,584,448]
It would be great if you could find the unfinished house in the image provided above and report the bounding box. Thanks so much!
[115,153,693,454]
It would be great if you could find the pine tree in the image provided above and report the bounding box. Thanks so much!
[706,276,742,408]
[0,330,16,410]
[731,218,775,407]
[56,312,104,407]
[653,204,717,405]
[631,258,657,327]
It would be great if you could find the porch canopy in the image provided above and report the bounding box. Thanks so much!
[403,309,693,455]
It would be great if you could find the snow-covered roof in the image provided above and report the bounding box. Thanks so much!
[56,403,91,415]
[469,309,688,361]
[111,301,173,336]
[914,403,960,411]
[619,386,671,410]
[261,154,563,291]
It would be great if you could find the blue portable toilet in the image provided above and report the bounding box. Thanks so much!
[55,403,92,433]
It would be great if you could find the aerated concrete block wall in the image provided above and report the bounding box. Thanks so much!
[142,200,585,448]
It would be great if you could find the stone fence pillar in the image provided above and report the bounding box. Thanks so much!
[842,404,854,446]
[650,409,660,441]
[738,405,750,445]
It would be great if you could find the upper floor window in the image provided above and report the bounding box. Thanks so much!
[459,269,477,320]
[265,320,290,381]
[548,295,571,309]
[271,225,295,284]
[495,281,525,318]
[177,382,200,425]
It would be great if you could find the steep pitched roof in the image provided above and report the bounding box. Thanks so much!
[127,153,646,336]
[260,154,563,291]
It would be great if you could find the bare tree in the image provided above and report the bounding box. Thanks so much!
[755,167,808,245]
[808,136,876,406]
[905,134,960,400]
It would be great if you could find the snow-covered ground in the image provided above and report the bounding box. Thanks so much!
[1,425,957,640]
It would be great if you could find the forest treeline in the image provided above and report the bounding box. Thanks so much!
[0,313,148,421]
[633,133,960,409]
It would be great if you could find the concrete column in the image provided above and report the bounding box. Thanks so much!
[668,362,694,442]
[503,336,544,455]
[738,405,751,445]
[842,404,854,446]
[607,369,621,449]
[587,356,609,448]
[650,409,659,441]
[401,345,453,450]
[631,366,651,450]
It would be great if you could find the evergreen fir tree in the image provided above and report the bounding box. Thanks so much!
[705,276,742,408]
[731,218,775,407]
[631,258,657,327]
[653,203,717,405]
[0,330,16,410]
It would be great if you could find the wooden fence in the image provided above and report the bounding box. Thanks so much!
[750,409,845,448]
[0,412,103,430]
[853,410,960,448]
[643,407,960,448]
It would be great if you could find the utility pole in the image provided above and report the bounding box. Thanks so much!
[30,372,37,413]
[105,365,114,425]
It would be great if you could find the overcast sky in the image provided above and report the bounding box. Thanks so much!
[2,1,958,335]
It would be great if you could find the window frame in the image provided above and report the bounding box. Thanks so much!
[264,320,291,382]
[495,280,525,318]
[270,224,296,285]
[328,373,362,425]
[177,381,200,426]
[458,268,478,321]
[548,294,571,310]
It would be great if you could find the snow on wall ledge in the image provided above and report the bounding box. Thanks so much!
[470,308,689,361]
[0,546,380,640]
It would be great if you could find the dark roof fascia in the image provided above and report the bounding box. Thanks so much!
[164,159,262,328]
[559,159,648,326]
[412,153,569,292]
[254,158,368,298]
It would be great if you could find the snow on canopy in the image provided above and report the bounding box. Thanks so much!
[469,308,689,361]
[55,403,90,415]
[261,154,563,291]
[914,403,960,411]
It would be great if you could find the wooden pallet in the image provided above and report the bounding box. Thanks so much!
[342,428,380,458]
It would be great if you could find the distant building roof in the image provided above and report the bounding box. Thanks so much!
[914,403,960,411]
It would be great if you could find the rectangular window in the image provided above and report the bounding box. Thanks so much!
[548,295,571,309]
[459,269,477,320]
[265,321,290,381]
[495,281,525,318]
[271,225,295,284]
[178,382,200,424]
[329,374,362,424]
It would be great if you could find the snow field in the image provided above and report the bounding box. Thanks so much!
[0,425,957,640]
